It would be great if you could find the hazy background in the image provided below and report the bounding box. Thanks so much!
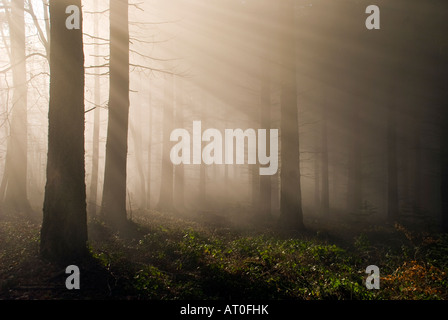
[0,0,446,227]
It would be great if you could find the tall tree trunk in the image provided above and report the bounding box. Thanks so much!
[346,105,362,215]
[146,91,153,210]
[174,77,185,209]
[2,0,30,212]
[40,0,87,262]
[131,121,146,209]
[278,0,305,231]
[412,107,422,215]
[314,135,320,214]
[320,96,329,216]
[88,1,101,218]
[259,69,271,219]
[441,90,448,233]
[101,0,130,226]
[387,87,399,222]
[156,76,174,211]
[438,9,448,233]
[198,93,206,209]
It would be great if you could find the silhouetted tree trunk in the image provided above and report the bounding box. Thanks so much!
[101,0,130,226]
[278,0,305,231]
[40,0,87,262]
[387,87,399,222]
[174,78,185,209]
[438,6,448,233]
[1,0,30,212]
[259,69,271,219]
[314,135,320,214]
[146,91,153,210]
[198,93,207,208]
[441,93,448,233]
[346,104,362,215]
[320,96,329,217]
[131,121,145,209]
[412,107,422,215]
[156,75,174,211]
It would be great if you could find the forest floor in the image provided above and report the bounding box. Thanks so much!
[0,208,447,300]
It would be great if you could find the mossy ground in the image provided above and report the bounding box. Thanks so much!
[1,209,447,300]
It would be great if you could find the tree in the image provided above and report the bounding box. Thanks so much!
[0,0,30,213]
[258,70,271,219]
[277,0,305,231]
[257,1,273,221]
[441,84,448,233]
[174,77,185,209]
[346,102,362,215]
[156,75,175,211]
[40,0,87,262]
[320,93,329,217]
[146,89,153,210]
[101,0,130,227]
[387,87,399,222]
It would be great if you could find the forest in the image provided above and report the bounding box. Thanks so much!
[0,0,448,305]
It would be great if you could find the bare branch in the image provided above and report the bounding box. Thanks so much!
[83,33,109,43]
[129,48,179,62]
[0,52,48,74]
[85,63,109,69]
[25,0,49,54]
[129,36,174,45]
[84,8,110,14]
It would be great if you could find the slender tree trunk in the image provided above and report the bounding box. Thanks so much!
[198,93,206,209]
[314,136,320,214]
[174,77,185,209]
[441,94,448,233]
[146,92,152,210]
[346,104,362,215]
[101,0,130,226]
[40,0,87,262]
[412,107,422,215]
[439,26,448,233]
[156,76,174,211]
[278,0,305,231]
[387,87,399,222]
[320,97,329,216]
[259,69,271,219]
[88,1,101,218]
[2,0,30,212]
[131,121,146,209]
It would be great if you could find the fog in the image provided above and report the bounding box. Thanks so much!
[1,0,447,230]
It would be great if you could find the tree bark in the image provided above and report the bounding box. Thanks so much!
[278,0,305,231]
[101,0,130,227]
[441,94,448,233]
[259,68,271,219]
[156,75,175,211]
[346,104,362,215]
[40,0,87,262]
[174,78,185,210]
[387,88,399,222]
[146,91,153,210]
[320,96,329,217]
[1,0,30,212]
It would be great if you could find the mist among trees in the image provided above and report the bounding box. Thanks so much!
[0,0,447,301]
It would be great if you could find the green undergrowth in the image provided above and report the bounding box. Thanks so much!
[1,209,447,300]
